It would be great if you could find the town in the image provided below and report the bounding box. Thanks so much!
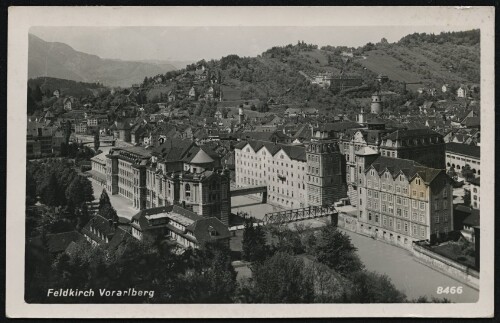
[25,30,480,303]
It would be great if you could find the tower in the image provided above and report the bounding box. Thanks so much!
[371,93,382,114]
[358,107,366,125]
[306,139,344,206]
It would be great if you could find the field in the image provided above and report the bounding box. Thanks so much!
[359,48,468,90]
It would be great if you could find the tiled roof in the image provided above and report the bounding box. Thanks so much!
[29,231,84,254]
[234,140,306,162]
[367,156,442,183]
[463,210,480,227]
[317,121,361,132]
[384,128,441,141]
[153,138,194,161]
[445,143,480,159]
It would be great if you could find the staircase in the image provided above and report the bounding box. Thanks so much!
[347,185,358,206]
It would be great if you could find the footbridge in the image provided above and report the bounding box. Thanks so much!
[230,185,268,202]
[262,204,337,225]
[229,204,337,231]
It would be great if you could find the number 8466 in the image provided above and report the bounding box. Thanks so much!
[437,286,463,294]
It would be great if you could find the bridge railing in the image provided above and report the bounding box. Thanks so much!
[262,205,336,225]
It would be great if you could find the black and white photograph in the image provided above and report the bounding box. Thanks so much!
[6,6,495,318]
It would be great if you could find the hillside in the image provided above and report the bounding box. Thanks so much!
[28,34,177,87]
[357,30,480,89]
[28,77,109,98]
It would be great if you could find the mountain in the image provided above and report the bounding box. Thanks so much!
[28,34,177,87]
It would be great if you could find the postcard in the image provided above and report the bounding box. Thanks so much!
[6,6,495,318]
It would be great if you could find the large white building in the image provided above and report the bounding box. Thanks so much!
[234,138,344,209]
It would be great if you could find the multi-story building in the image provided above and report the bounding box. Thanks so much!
[379,128,446,169]
[97,139,231,225]
[445,142,480,177]
[130,205,230,250]
[469,177,480,209]
[235,140,308,209]
[234,135,344,209]
[27,120,55,158]
[357,155,453,249]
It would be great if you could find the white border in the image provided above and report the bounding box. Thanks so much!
[6,6,495,318]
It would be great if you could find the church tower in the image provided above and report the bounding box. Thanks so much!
[371,92,382,114]
[306,139,344,206]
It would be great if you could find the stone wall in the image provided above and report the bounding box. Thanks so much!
[412,243,479,290]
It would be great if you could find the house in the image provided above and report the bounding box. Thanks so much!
[130,205,231,251]
[63,97,74,111]
[457,85,468,98]
[189,87,197,100]
[441,84,449,93]
[81,215,133,248]
[469,177,480,209]
[461,209,479,243]
[53,89,60,98]
[75,121,88,134]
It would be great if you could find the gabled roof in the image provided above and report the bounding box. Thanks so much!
[153,138,194,161]
[234,140,307,161]
[463,210,480,227]
[367,156,442,183]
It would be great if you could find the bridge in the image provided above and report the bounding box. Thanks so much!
[229,204,337,231]
[262,205,337,225]
[230,185,268,202]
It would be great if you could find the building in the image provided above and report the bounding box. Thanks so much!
[81,214,133,248]
[379,129,446,169]
[469,176,480,209]
[89,151,107,186]
[457,86,468,98]
[445,143,480,177]
[27,120,55,158]
[461,209,479,243]
[329,74,363,92]
[75,121,88,134]
[130,205,230,250]
[234,133,344,209]
[371,93,383,114]
[358,155,454,249]
[97,139,232,225]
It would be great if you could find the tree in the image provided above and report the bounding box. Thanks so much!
[463,189,471,207]
[26,170,37,205]
[349,270,407,303]
[461,164,474,182]
[447,166,458,180]
[251,252,314,303]
[242,218,269,263]
[313,225,364,276]
[94,131,100,152]
[98,189,118,222]
[41,172,65,206]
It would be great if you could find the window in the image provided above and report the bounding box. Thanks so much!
[421,227,425,237]
[412,190,416,197]
[397,220,401,230]
[374,191,379,198]
[404,222,409,232]
[443,189,448,198]
[435,215,440,223]
[382,193,387,201]
[420,192,424,198]
[397,208,402,216]
[185,184,191,198]
[396,186,401,193]
[396,197,402,204]
[368,190,372,197]
[375,214,379,222]
[404,210,408,218]
[442,200,447,209]
[420,202,425,210]
[368,213,372,221]
[412,200,416,208]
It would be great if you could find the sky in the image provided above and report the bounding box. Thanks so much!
[30,26,471,63]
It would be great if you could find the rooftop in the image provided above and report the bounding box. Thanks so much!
[445,143,480,159]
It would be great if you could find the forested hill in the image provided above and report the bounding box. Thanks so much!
[141,29,479,112]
